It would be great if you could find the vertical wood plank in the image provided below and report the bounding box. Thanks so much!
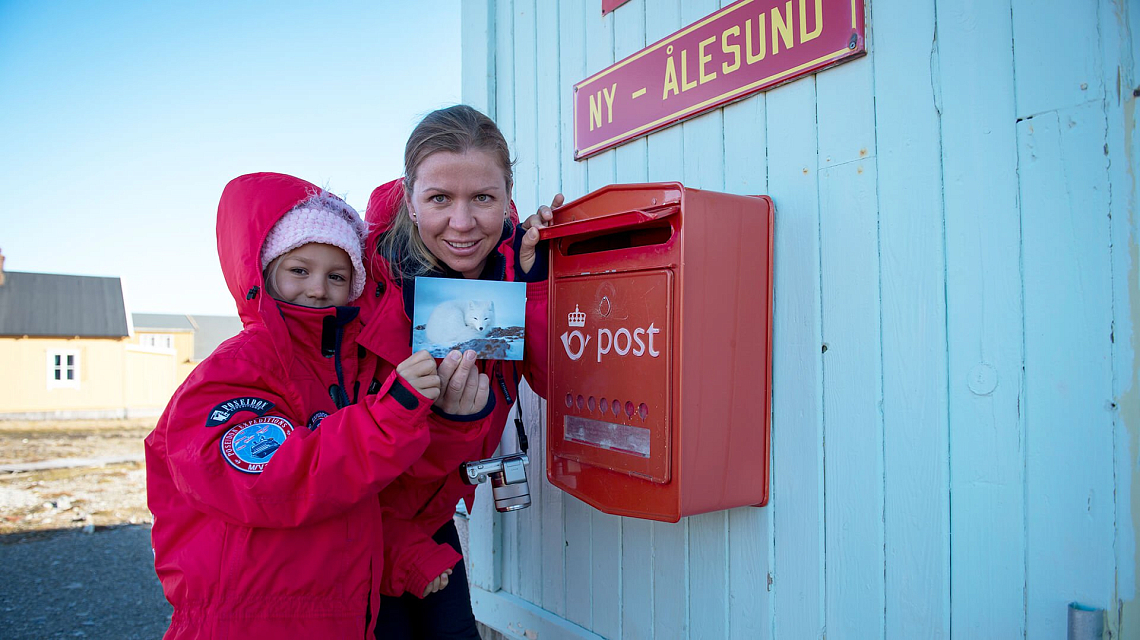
[766,75,825,640]
[465,0,501,596]
[1011,0,1103,119]
[536,0,566,620]
[723,88,772,640]
[469,482,502,592]
[871,0,951,636]
[935,1,1027,636]
[1017,103,1117,637]
[652,519,688,638]
[1100,2,1140,635]
[582,6,622,639]
[1014,5,1118,635]
[612,3,653,638]
[645,2,687,636]
[761,73,825,638]
[511,0,541,605]
[676,2,729,634]
[815,26,885,638]
[559,0,588,202]
[460,0,495,113]
[817,157,884,639]
[558,0,592,629]
[494,0,519,597]
[564,495,594,628]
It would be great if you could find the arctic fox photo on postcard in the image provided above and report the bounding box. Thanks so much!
[412,277,527,360]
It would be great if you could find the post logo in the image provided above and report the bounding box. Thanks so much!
[560,301,662,363]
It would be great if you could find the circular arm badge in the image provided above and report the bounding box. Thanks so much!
[220,416,294,473]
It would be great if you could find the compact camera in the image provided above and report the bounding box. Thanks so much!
[460,452,531,512]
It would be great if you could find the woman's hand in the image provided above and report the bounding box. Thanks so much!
[396,350,441,401]
[422,568,453,597]
[518,193,564,274]
[434,350,490,415]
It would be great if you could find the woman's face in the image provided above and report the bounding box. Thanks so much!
[406,149,509,279]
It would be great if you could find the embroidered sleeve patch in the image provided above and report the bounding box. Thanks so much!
[205,397,275,428]
[220,416,294,474]
[307,411,329,431]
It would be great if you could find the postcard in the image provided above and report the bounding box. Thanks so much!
[412,277,527,360]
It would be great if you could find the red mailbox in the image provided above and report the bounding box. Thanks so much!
[538,182,773,522]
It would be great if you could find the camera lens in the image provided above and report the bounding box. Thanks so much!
[491,476,531,512]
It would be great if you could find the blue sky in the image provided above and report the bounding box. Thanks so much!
[0,1,461,315]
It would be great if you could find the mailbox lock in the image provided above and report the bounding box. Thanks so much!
[600,296,612,317]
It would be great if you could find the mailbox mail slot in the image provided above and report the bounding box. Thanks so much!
[539,182,773,522]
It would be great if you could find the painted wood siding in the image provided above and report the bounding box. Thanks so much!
[463,0,1139,638]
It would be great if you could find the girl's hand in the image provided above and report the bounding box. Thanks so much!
[434,350,490,416]
[518,193,563,274]
[396,350,441,401]
[422,568,453,597]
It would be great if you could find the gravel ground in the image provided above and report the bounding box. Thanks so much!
[0,419,499,639]
[0,420,169,638]
[0,525,172,639]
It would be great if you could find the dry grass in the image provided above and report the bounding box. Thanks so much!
[0,419,155,536]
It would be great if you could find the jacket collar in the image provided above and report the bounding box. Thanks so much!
[275,301,361,359]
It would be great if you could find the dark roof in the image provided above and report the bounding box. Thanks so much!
[0,271,129,338]
[132,313,195,332]
[188,315,244,361]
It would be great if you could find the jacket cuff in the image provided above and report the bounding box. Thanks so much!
[377,371,433,419]
[429,387,496,422]
[407,543,463,599]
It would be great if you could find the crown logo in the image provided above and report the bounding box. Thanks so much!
[567,305,586,328]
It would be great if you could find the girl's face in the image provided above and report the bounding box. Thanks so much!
[406,149,510,279]
[266,243,353,308]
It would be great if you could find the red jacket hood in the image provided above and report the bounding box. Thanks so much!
[217,172,329,326]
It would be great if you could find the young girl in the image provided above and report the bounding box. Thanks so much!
[145,172,443,638]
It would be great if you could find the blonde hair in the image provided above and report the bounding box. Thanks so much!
[377,105,515,280]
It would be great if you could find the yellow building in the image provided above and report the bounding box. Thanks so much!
[0,270,240,419]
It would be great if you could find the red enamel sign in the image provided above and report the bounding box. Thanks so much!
[602,0,631,15]
[575,0,866,159]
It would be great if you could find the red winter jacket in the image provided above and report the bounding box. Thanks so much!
[145,172,434,638]
[356,179,549,599]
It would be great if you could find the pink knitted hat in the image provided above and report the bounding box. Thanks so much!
[260,194,368,302]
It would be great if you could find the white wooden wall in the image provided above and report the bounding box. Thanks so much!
[461,1,1140,638]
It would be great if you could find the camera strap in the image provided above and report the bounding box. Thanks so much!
[501,362,528,455]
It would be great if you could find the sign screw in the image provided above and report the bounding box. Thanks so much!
[848,33,858,49]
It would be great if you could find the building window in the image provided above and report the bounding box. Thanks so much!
[47,350,80,389]
[139,333,174,350]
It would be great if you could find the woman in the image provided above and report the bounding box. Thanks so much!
[356,104,560,638]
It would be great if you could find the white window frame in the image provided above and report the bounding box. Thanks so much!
[138,333,175,351]
[46,349,80,389]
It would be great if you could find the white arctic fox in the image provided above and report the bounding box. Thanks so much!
[425,300,497,344]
